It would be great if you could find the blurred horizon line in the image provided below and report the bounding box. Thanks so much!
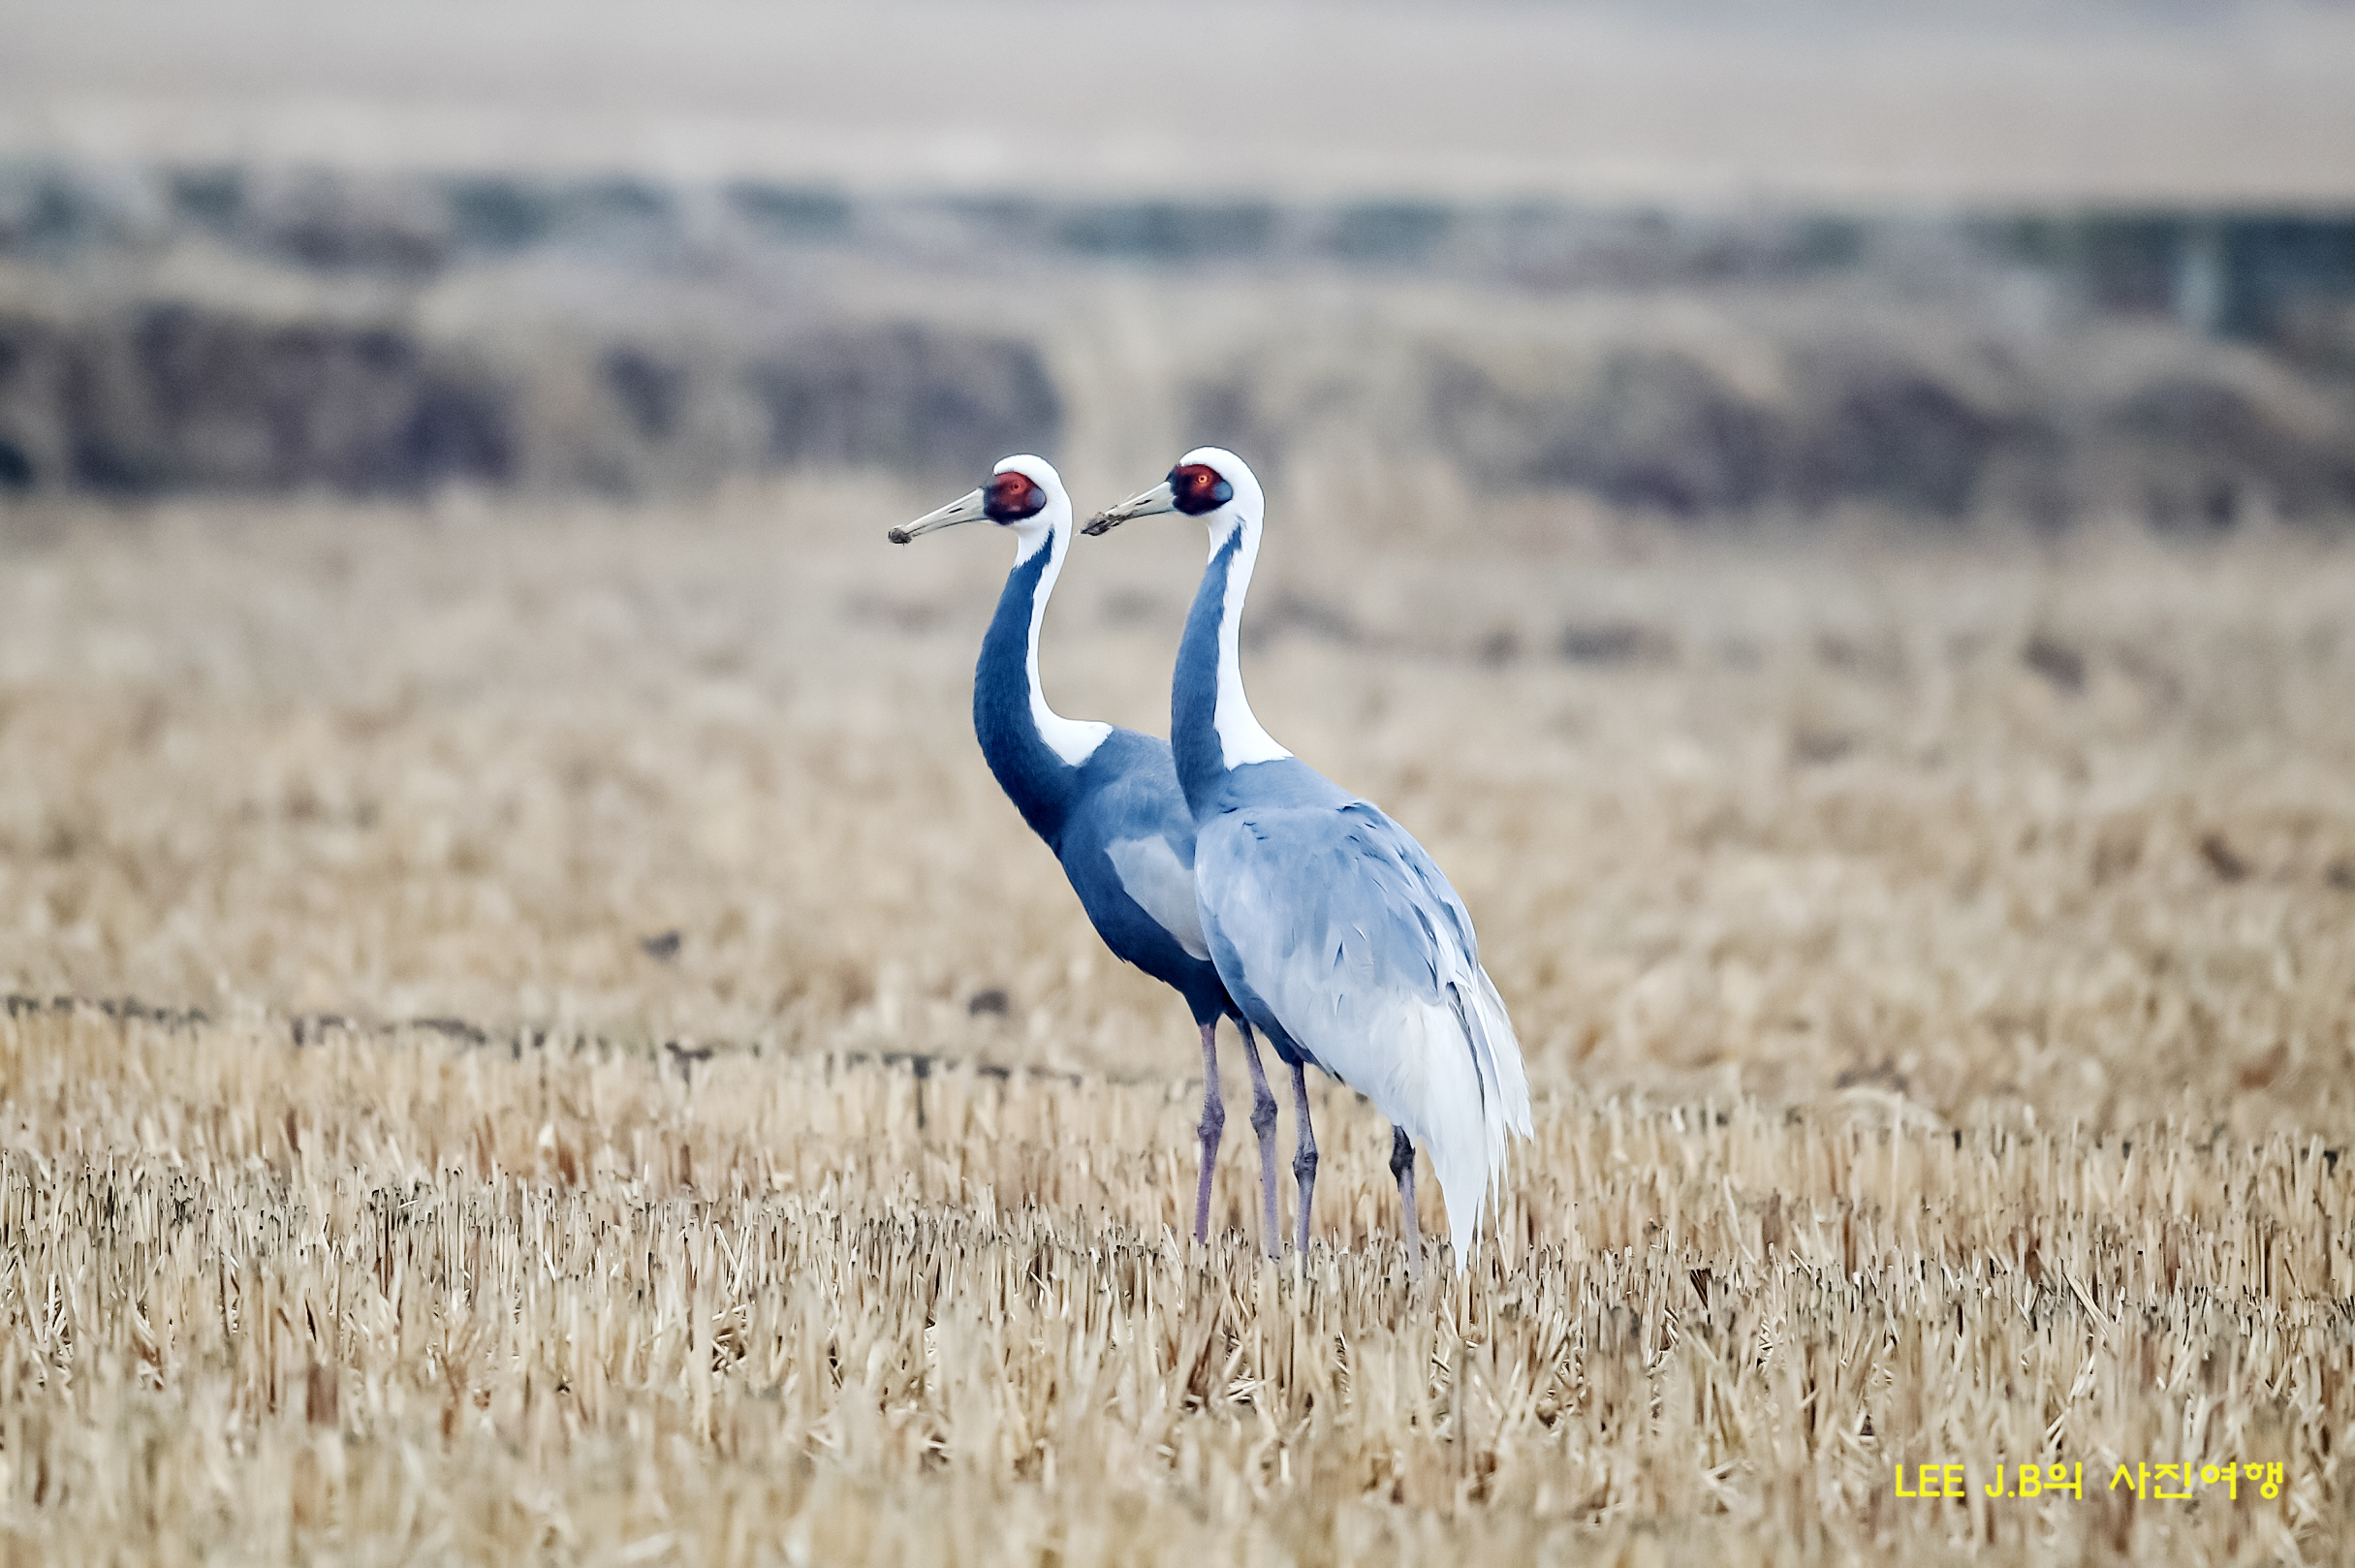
[6,0,2355,208]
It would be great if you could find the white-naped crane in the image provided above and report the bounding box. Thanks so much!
[1084,448,1531,1277]
[892,455,1290,1254]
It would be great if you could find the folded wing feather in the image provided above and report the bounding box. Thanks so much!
[1105,834,1211,960]
[1197,799,1530,1255]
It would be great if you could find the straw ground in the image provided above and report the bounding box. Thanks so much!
[2,483,2353,1563]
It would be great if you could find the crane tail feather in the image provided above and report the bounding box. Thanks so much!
[1417,965,1530,1270]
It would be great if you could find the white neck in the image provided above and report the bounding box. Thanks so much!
[1212,517,1292,769]
[1020,521,1112,768]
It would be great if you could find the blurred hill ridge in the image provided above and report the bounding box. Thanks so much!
[4,0,2354,526]
[3,163,2353,530]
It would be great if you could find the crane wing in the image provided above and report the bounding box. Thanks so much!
[1105,833,1210,960]
[1197,799,1530,1250]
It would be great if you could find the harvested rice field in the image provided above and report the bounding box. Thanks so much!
[2,484,2354,1563]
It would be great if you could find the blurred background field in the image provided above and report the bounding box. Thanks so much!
[3,490,2354,1132]
[4,1,2355,1563]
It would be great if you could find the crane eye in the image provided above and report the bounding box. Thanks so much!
[984,472,1048,521]
[1169,463,1233,516]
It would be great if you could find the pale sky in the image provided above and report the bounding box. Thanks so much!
[4,0,2353,205]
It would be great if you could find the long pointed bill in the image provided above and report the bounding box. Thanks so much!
[1081,480,1178,537]
[887,488,988,544]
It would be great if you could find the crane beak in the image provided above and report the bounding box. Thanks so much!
[1081,481,1177,537]
[888,488,988,544]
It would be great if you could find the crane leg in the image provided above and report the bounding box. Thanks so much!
[1235,1022,1284,1258]
[1289,1059,1318,1254]
[1390,1126,1424,1284]
[1191,1021,1224,1244]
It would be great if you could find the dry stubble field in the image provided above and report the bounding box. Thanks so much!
[2,481,2354,1564]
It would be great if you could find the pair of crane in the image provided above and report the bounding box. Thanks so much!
[889,450,1530,1278]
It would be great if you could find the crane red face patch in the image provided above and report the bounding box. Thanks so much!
[1169,463,1234,516]
[985,470,1049,522]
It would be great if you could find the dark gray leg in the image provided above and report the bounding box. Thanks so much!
[1289,1059,1319,1255]
[1391,1126,1424,1284]
[1192,1021,1224,1244]
[1235,1022,1284,1258]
